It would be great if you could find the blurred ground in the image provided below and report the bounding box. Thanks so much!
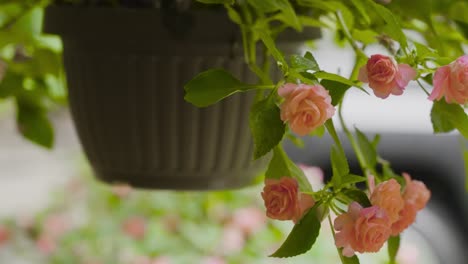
[0,105,80,218]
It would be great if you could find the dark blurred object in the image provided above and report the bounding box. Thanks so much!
[285,133,468,264]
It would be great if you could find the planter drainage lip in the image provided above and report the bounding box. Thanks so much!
[94,168,263,191]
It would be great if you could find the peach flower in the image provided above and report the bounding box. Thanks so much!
[402,173,431,211]
[122,216,147,240]
[36,235,56,255]
[111,183,133,198]
[358,54,417,99]
[299,164,324,189]
[429,55,468,104]
[201,256,226,264]
[370,179,404,223]
[335,202,391,257]
[278,83,335,136]
[0,225,9,246]
[230,207,266,235]
[221,225,245,254]
[43,214,70,239]
[261,177,315,223]
[391,202,417,236]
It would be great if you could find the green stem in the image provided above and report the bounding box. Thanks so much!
[335,11,367,59]
[325,119,345,155]
[416,79,430,96]
[328,215,347,264]
[338,99,375,179]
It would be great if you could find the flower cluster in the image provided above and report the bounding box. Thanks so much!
[259,53,438,260]
[334,175,430,257]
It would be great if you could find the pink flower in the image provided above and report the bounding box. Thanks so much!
[122,217,147,240]
[201,256,226,264]
[0,225,10,246]
[299,164,324,189]
[230,207,266,235]
[36,235,56,255]
[261,177,315,223]
[391,202,417,236]
[111,183,132,198]
[370,179,405,224]
[429,55,468,104]
[221,225,245,254]
[278,83,335,136]
[402,173,431,211]
[397,244,420,264]
[335,202,391,257]
[43,214,70,239]
[151,257,172,264]
[133,256,172,264]
[358,54,417,99]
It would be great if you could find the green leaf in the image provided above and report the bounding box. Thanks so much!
[270,205,321,258]
[309,125,325,137]
[196,0,234,4]
[225,5,242,24]
[351,29,378,45]
[298,0,354,30]
[249,0,302,31]
[343,189,371,207]
[320,79,351,106]
[247,0,280,12]
[349,0,371,25]
[330,145,350,188]
[422,74,433,85]
[314,71,366,94]
[341,174,367,186]
[388,235,400,264]
[449,1,468,24]
[413,41,438,60]
[249,97,285,159]
[0,72,22,98]
[382,163,399,181]
[256,30,288,69]
[370,2,408,49]
[9,7,43,39]
[342,254,360,264]
[290,52,320,72]
[266,146,312,192]
[355,128,377,169]
[286,133,304,148]
[184,69,271,107]
[16,97,54,148]
[431,100,468,138]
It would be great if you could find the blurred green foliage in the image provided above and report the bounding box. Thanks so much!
[0,0,65,148]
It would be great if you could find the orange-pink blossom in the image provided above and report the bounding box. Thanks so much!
[429,55,468,104]
[335,202,391,257]
[370,179,405,224]
[261,177,315,223]
[278,83,335,136]
[358,54,416,99]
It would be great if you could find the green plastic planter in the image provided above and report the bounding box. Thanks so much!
[43,6,319,190]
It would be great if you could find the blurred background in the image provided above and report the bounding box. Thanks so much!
[1,2,468,264]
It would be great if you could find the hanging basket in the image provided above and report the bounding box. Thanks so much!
[43,6,319,190]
